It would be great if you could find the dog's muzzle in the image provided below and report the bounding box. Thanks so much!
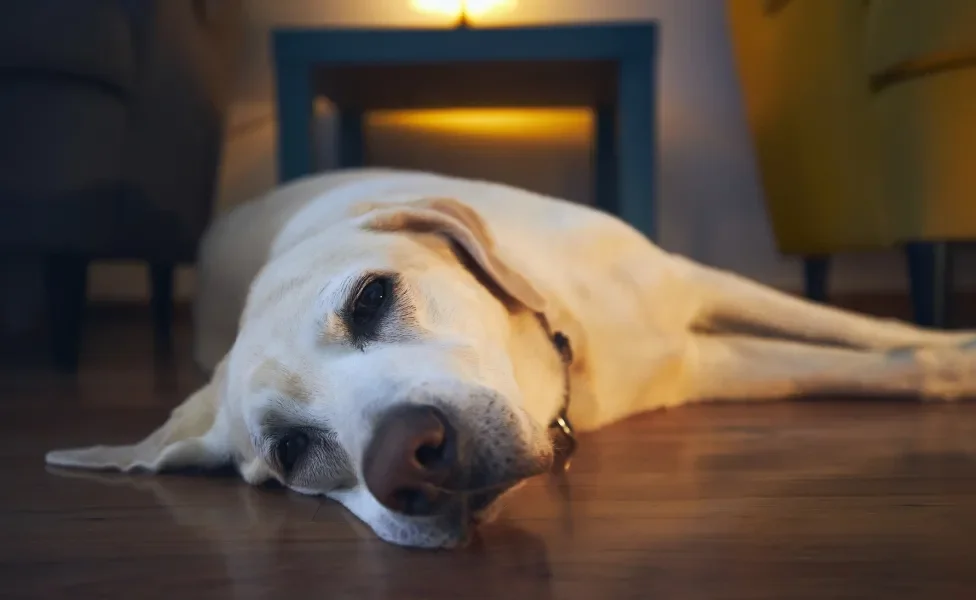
[362,315,578,518]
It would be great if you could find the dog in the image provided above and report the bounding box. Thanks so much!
[46,168,976,548]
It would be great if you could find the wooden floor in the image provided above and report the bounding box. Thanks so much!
[2,310,976,599]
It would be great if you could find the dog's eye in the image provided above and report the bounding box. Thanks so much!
[275,431,308,473]
[351,277,391,327]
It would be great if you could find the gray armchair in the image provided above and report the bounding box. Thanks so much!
[0,0,243,370]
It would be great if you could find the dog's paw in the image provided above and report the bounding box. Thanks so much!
[913,346,976,402]
[910,331,976,353]
[957,336,976,352]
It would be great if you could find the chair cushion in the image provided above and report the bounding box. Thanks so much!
[0,0,137,93]
[866,0,976,77]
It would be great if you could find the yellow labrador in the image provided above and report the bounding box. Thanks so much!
[47,169,976,548]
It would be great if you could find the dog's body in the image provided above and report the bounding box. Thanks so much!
[48,169,976,548]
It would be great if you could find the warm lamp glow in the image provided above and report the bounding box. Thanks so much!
[410,0,517,25]
[370,108,591,141]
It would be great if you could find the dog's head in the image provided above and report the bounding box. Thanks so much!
[47,198,569,548]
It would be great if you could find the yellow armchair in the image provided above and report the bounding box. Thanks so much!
[728,0,976,326]
[867,0,976,242]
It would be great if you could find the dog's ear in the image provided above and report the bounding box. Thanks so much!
[361,197,547,313]
[45,358,233,473]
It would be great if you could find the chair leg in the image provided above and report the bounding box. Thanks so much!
[45,255,88,372]
[149,262,175,355]
[905,241,953,328]
[803,255,830,303]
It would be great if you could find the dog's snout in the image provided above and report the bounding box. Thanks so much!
[363,404,460,516]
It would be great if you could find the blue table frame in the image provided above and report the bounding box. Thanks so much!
[272,23,659,239]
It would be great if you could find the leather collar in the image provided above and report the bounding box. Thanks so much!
[533,312,576,473]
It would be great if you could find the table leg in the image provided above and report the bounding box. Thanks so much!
[617,58,656,240]
[593,106,618,215]
[337,109,366,168]
[275,60,314,183]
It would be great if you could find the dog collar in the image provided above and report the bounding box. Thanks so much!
[534,313,577,473]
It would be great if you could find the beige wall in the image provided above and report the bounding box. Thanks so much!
[87,0,976,301]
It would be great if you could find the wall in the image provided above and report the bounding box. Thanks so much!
[86,0,976,302]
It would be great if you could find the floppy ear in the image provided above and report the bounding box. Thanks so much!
[361,197,548,313]
[45,358,233,473]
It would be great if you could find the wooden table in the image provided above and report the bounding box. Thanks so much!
[272,23,659,239]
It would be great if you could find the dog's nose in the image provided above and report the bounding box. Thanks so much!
[362,404,460,516]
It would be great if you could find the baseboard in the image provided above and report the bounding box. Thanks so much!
[29,290,976,329]
[815,291,976,327]
[35,290,976,324]
[49,290,976,338]
[85,299,195,320]
[87,293,974,322]
[2,292,975,368]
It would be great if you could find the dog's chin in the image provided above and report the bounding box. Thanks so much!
[337,391,554,549]
[466,451,547,509]
[347,449,550,550]
[380,481,529,549]
[431,449,549,548]
[468,477,530,524]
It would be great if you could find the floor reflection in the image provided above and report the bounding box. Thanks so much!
[46,467,558,599]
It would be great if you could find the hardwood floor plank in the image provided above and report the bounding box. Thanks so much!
[1,310,974,599]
